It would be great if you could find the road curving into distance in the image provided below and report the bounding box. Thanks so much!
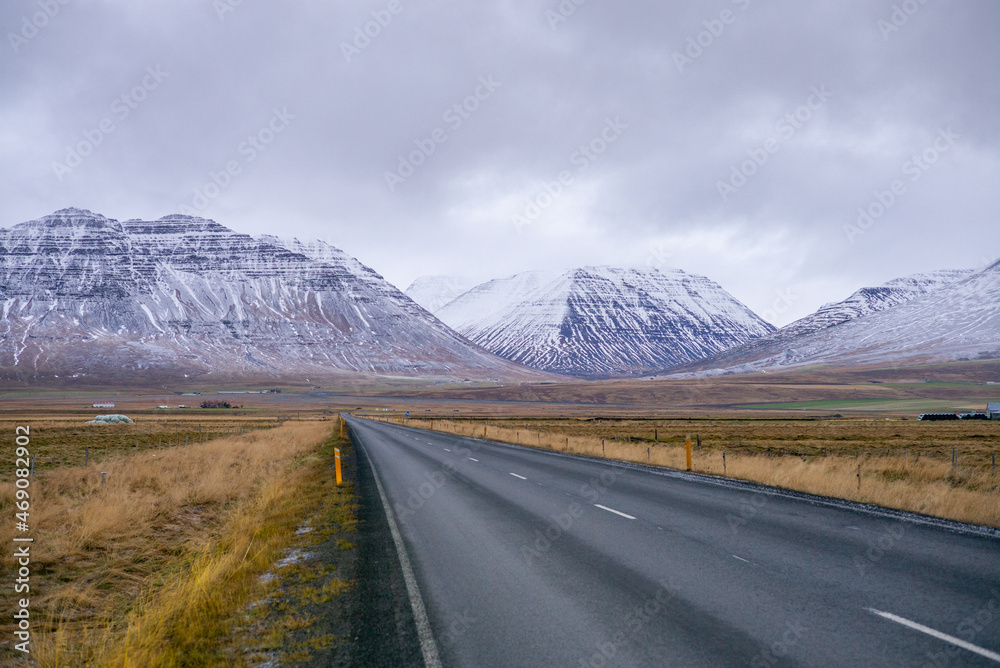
[345,416,1000,667]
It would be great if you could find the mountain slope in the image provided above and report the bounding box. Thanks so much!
[0,208,539,383]
[672,264,1000,375]
[435,266,775,377]
[779,269,974,339]
[404,275,477,313]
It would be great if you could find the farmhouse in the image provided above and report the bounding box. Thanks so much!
[988,403,1000,420]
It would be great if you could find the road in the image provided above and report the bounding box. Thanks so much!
[346,416,1000,667]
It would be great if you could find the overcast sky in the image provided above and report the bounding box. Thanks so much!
[2,0,998,325]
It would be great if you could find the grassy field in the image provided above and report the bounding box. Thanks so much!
[0,416,281,474]
[0,415,353,666]
[740,398,971,412]
[382,361,1000,413]
[386,416,1000,527]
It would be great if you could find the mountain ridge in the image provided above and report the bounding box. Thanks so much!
[434,265,775,378]
[670,264,1000,376]
[404,275,477,313]
[0,208,542,383]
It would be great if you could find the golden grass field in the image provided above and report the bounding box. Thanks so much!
[0,416,351,666]
[384,416,1000,528]
[0,416,280,473]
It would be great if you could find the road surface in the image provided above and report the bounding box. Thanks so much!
[346,416,1000,667]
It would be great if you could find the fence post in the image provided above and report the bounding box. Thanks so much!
[85,447,89,468]
[101,472,107,486]
[30,454,34,478]
[723,451,726,476]
[602,439,605,456]
[952,448,957,469]
[697,434,701,450]
[685,434,692,471]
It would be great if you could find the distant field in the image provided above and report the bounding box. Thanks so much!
[0,416,280,474]
[380,361,1000,414]
[740,398,982,412]
[410,415,1000,463]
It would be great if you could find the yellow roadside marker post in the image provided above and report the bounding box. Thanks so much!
[335,448,343,486]
[686,434,692,471]
[340,417,344,439]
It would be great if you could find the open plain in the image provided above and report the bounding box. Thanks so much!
[2,362,999,664]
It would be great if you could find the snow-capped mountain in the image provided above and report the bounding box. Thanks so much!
[434,266,775,377]
[404,275,477,313]
[778,269,974,338]
[673,264,1000,375]
[0,209,539,383]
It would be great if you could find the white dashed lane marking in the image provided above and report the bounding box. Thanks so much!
[594,504,636,520]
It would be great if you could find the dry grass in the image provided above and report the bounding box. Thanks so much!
[388,360,1000,408]
[386,417,1000,528]
[0,420,336,666]
[0,417,280,474]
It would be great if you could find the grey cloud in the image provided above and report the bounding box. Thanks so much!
[1,0,997,325]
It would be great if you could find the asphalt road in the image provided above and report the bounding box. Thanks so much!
[346,416,1000,667]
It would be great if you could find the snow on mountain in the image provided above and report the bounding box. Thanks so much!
[435,266,775,377]
[0,209,539,383]
[778,269,974,338]
[673,265,1000,375]
[404,275,478,313]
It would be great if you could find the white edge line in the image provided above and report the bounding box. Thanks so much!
[360,430,443,668]
[510,472,527,480]
[733,555,750,563]
[594,504,636,520]
[866,608,1000,663]
[468,457,479,462]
